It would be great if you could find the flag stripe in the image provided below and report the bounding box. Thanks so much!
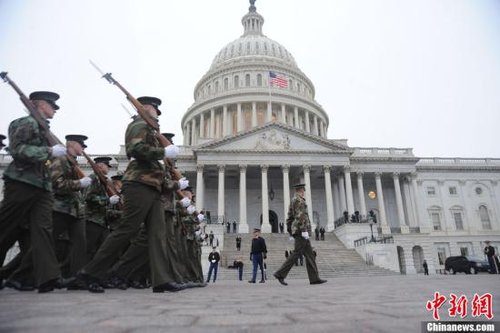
[269,71,289,88]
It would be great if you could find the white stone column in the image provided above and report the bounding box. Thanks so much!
[338,173,347,213]
[318,119,322,136]
[237,103,242,132]
[252,102,257,127]
[282,165,290,224]
[303,165,314,227]
[375,172,390,234]
[324,166,335,231]
[183,125,188,145]
[239,164,249,233]
[261,165,271,233]
[223,105,228,136]
[267,101,272,123]
[217,165,225,221]
[281,104,286,123]
[393,173,408,233]
[196,165,204,211]
[199,113,205,138]
[357,172,367,217]
[410,173,429,233]
[294,106,299,129]
[344,166,354,214]
[191,118,196,145]
[210,108,215,138]
[332,175,340,221]
[305,111,311,133]
[313,115,319,136]
[403,176,416,227]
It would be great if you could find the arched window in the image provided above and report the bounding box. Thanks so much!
[215,81,219,92]
[479,205,491,230]
[207,84,211,95]
[234,75,239,88]
[224,78,229,90]
[257,74,262,87]
[245,74,251,87]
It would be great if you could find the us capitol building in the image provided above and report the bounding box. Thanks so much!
[1,1,499,275]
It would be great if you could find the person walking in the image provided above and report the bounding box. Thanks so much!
[248,228,267,283]
[484,241,499,274]
[423,260,429,275]
[273,184,327,286]
[236,234,242,251]
[206,247,220,283]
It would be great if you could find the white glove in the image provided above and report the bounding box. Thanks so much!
[289,237,295,241]
[109,195,120,205]
[79,176,92,188]
[164,145,180,159]
[179,177,189,190]
[197,213,205,223]
[180,197,191,208]
[51,144,67,157]
[195,230,202,237]
[187,205,196,214]
[301,231,310,240]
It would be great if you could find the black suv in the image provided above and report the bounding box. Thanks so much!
[445,256,490,274]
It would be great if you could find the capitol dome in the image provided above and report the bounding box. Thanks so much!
[182,0,329,146]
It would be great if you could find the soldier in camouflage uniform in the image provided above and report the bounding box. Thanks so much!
[273,184,327,286]
[78,96,182,293]
[106,174,124,232]
[0,91,66,292]
[84,156,120,262]
[50,135,92,278]
[178,187,206,286]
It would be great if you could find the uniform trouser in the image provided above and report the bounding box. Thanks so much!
[274,236,321,283]
[112,225,148,281]
[86,222,109,263]
[53,212,86,277]
[165,212,185,283]
[173,223,189,281]
[185,240,203,283]
[0,180,60,286]
[251,253,265,282]
[83,182,173,287]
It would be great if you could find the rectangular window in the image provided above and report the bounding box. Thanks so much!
[432,213,441,231]
[437,248,446,265]
[453,212,464,230]
[460,247,468,256]
[449,187,457,195]
[427,187,436,196]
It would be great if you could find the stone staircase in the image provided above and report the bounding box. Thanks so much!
[215,232,397,280]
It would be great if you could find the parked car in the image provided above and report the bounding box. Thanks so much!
[445,255,490,274]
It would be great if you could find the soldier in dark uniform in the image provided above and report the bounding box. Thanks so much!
[77,96,182,293]
[84,156,120,261]
[273,184,327,286]
[50,134,92,278]
[0,91,65,292]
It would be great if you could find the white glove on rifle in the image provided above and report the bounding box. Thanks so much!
[301,231,310,240]
[109,195,120,205]
[79,176,92,188]
[187,205,196,215]
[195,230,202,237]
[197,213,205,223]
[164,145,180,159]
[180,197,191,208]
[51,144,67,157]
[178,177,189,190]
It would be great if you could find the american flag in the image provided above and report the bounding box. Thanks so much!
[269,71,288,88]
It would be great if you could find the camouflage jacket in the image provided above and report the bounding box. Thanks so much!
[122,118,165,191]
[287,193,312,236]
[161,171,179,214]
[4,116,52,191]
[84,173,110,226]
[176,203,200,241]
[50,156,84,218]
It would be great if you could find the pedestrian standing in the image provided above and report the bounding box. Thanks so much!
[236,234,242,251]
[206,247,220,283]
[248,228,267,283]
[423,260,429,275]
[484,241,499,274]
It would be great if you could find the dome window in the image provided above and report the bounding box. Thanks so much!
[245,74,251,87]
[234,75,239,88]
[257,74,262,87]
[224,78,229,90]
[215,81,219,92]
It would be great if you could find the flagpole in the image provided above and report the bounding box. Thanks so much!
[268,71,272,122]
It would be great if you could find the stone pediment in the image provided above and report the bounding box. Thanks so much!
[195,123,351,154]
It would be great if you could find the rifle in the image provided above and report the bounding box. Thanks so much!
[81,151,122,207]
[0,71,85,179]
[88,61,182,181]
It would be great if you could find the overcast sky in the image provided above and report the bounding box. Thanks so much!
[1,0,499,158]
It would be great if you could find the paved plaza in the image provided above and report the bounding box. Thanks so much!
[0,274,498,333]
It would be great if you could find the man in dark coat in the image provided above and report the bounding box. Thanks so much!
[249,228,267,283]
